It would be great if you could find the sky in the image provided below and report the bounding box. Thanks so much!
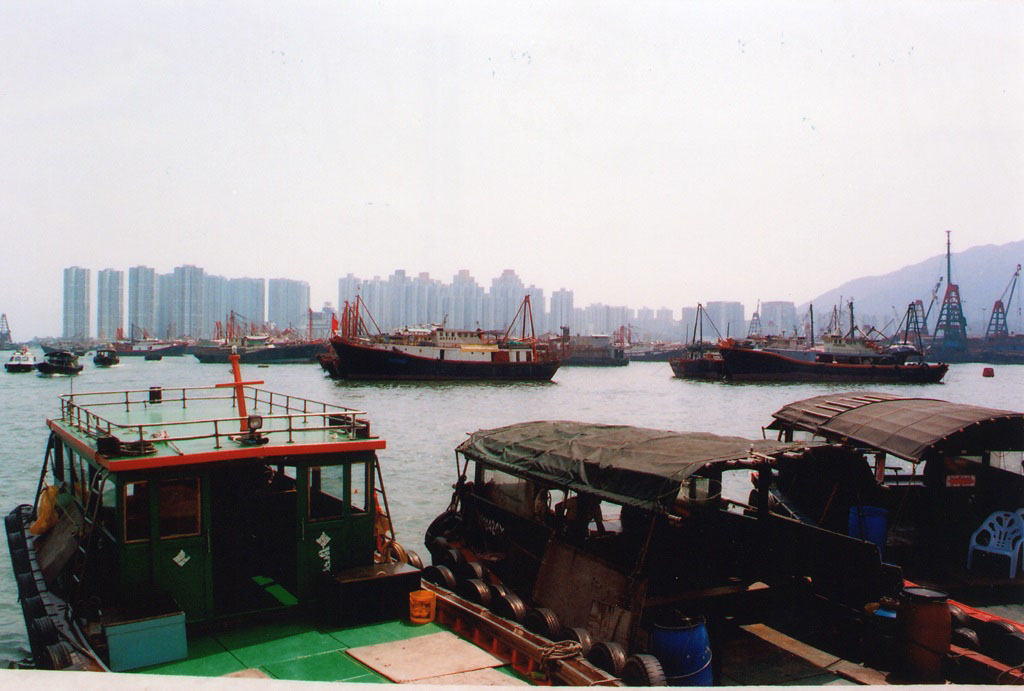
[1,2,1022,338]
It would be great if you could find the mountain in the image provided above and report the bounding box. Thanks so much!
[801,240,1024,336]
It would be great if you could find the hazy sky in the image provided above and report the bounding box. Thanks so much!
[2,2,1022,338]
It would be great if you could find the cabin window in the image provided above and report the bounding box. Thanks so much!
[158,478,201,539]
[309,466,345,521]
[479,467,535,518]
[124,481,150,543]
[350,463,369,514]
[526,352,532,362]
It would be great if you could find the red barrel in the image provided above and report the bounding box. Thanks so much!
[897,587,951,681]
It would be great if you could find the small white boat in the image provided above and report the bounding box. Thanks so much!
[4,347,37,373]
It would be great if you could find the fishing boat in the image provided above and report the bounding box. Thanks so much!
[668,344,724,380]
[35,350,83,376]
[669,304,725,380]
[4,353,614,684]
[716,336,949,383]
[563,334,629,367]
[192,336,326,364]
[5,347,38,373]
[327,296,561,381]
[424,415,1024,684]
[110,339,188,357]
[92,348,120,367]
[763,391,1024,666]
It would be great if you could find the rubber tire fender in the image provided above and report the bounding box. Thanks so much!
[494,592,527,624]
[622,653,667,686]
[558,626,594,656]
[587,641,627,676]
[422,564,457,590]
[524,607,560,640]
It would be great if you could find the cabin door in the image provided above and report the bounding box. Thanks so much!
[297,462,376,599]
[149,475,212,620]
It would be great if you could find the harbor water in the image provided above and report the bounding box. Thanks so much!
[1,353,1021,665]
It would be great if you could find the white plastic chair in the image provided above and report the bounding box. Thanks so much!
[967,511,1024,578]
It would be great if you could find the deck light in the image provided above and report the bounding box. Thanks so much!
[248,414,263,431]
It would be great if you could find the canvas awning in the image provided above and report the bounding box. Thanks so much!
[456,420,789,511]
[767,392,1024,462]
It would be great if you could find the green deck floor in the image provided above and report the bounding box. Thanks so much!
[134,618,450,682]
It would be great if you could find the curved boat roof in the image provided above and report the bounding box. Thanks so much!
[457,420,789,510]
[767,392,1024,462]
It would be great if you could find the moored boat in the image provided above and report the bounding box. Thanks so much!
[35,350,83,376]
[668,344,724,380]
[764,391,1024,671]
[192,336,326,364]
[564,334,629,366]
[111,339,188,357]
[717,337,949,383]
[5,347,37,373]
[92,348,119,367]
[424,413,1024,683]
[328,296,561,381]
[4,354,614,684]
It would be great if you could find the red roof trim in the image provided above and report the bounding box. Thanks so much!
[47,419,385,472]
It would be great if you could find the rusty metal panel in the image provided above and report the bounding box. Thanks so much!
[531,540,643,647]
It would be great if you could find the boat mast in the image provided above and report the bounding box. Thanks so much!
[809,304,815,347]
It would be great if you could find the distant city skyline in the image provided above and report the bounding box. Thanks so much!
[48,261,955,344]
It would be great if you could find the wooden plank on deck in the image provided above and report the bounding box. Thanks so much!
[345,631,504,683]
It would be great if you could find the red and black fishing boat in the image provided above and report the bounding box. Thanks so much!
[327,296,561,381]
[716,336,948,383]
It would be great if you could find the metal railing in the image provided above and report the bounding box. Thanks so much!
[57,385,371,453]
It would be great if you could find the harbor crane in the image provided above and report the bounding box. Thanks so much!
[985,264,1021,340]
[920,276,943,336]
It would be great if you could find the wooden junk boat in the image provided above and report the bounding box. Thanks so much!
[4,354,613,684]
[764,392,1024,667]
[424,415,1024,685]
[92,348,120,368]
[35,350,83,376]
[326,295,561,381]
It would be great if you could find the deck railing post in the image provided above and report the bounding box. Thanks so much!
[214,420,221,449]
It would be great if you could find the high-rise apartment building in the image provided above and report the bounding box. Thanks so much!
[62,266,90,340]
[96,269,124,340]
[760,301,799,337]
[128,266,157,339]
[171,265,205,338]
[549,289,574,333]
[204,274,228,339]
[267,278,310,330]
[228,277,265,328]
[705,301,746,340]
[490,270,526,331]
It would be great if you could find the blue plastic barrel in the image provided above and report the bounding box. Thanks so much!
[652,617,713,686]
[848,505,888,556]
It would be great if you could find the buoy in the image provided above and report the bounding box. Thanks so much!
[982,367,994,377]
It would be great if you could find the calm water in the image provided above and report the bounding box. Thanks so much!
[1,352,1021,664]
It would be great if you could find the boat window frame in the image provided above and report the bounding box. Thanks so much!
[157,476,202,540]
[123,480,151,544]
[307,465,347,522]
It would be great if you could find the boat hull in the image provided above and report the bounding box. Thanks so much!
[4,363,35,373]
[719,344,948,383]
[36,362,83,375]
[329,338,560,381]
[669,355,725,380]
[192,342,326,364]
[112,343,188,357]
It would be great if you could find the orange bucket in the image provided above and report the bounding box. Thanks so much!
[409,589,436,624]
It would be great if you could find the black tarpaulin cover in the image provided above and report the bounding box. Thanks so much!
[456,420,787,511]
[768,392,1024,462]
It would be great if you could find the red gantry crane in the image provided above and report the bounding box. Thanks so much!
[985,264,1021,341]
